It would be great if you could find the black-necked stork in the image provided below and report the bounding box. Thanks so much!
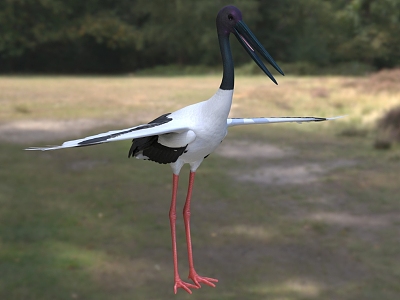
[27,6,341,294]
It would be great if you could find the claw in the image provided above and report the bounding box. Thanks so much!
[174,278,199,294]
[188,271,218,288]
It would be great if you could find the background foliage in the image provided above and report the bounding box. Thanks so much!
[0,0,399,73]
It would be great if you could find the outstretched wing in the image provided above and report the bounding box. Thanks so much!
[26,118,190,151]
[227,116,344,127]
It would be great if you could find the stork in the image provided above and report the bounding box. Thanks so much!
[27,6,341,294]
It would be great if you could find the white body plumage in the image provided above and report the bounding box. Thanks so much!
[161,89,233,173]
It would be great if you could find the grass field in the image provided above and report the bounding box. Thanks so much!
[1,73,399,300]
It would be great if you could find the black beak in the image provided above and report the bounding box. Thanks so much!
[234,21,284,85]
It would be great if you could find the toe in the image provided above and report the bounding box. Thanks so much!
[174,279,199,294]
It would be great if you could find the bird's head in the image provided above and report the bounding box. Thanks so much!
[216,5,284,84]
[216,5,243,35]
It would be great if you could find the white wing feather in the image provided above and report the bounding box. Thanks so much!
[26,121,190,151]
[227,116,345,127]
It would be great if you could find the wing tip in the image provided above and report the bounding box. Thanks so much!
[24,146,60,151]
[326,115,347,121]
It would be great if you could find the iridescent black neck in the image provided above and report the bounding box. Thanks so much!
[218,34,234,90]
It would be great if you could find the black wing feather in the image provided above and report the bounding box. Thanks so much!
[128,113,187,164]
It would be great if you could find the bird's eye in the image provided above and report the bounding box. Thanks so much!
[228,14,233,21]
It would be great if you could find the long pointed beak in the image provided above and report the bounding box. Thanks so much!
[234,21,284,85]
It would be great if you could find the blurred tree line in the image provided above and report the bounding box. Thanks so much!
[0,0,399,73]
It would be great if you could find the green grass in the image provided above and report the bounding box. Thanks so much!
[1,75,400,299]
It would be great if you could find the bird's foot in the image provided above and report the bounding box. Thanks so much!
[174,278,199,294]
[188,270,218,288]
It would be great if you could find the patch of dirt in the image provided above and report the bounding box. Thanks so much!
[217,140,356,185]
[308,212,400,228]
[216,140,294,160]
[217,224,274,241]
[238,163,324,185]
[237,160,356,185]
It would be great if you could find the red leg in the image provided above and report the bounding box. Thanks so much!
[169,174,198,294]
[183,171,218,288]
